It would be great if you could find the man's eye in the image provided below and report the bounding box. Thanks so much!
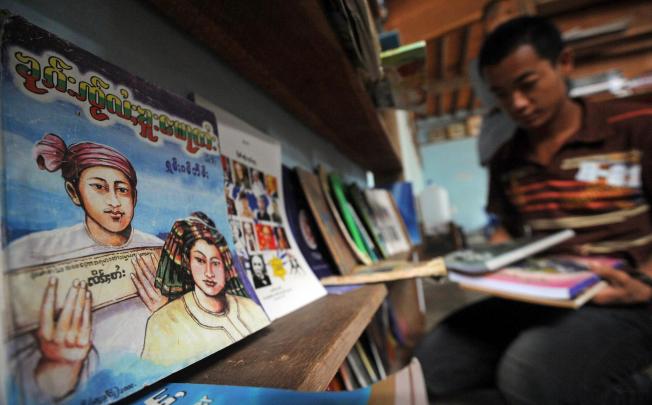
[520,81,537,91]
[117,187,129,194]
[90,183,104,190]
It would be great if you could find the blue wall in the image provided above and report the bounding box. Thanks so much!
[420,138,489,232]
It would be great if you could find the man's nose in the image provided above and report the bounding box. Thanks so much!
[106,190,121,206]
[511,90,529,112]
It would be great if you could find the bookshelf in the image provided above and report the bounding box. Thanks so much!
[168,284,388,390]
[147,0,403,177]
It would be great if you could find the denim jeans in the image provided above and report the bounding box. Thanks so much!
[414,298,652,405]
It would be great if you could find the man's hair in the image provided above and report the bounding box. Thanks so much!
[478,16,563,75]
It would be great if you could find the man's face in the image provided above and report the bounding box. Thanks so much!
[76,166,135,233]
[189,239,226,297]
[484,45,570,131]
[252,255,264,277]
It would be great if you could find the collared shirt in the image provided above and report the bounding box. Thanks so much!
[487,99,652,268]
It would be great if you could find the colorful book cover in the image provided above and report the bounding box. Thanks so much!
[328,173,375,260]
[282,166,336,279]
[194,97,326,320]
[380,41,428,114]
[0,13,269,405]
[317,167,372,265]
[129,358,428,404]
[364,189,412,256]
[348,184,389,259]
[449,255,603,300]
[295,168,359,275]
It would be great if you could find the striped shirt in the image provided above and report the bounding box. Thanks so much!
[488,99,652,268]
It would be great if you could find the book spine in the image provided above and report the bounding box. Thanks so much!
[568,274,600,298]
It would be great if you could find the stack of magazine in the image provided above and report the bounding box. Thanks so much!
[445,230,608,308]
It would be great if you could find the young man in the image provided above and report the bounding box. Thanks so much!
[470,0,536,166]
[416,17,652,404]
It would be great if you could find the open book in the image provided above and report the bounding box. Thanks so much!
[449,256,610,308]
[445,229,575,273]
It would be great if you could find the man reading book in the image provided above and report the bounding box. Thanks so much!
[416,16,652,404]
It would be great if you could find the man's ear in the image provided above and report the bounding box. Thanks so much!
[65,181,81,206]
[557,47,574,76]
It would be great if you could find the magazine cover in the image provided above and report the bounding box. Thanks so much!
[364,189,411,257]
[0,14,269,404]
[282,166,336,280]
[193,97,326,320]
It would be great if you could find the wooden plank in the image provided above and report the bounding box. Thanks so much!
[167,284,387,390]
[384,0,482,44]
[147,0,402,174]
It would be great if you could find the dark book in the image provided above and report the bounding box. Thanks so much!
[296,168,359,274]
[282,166,336,279]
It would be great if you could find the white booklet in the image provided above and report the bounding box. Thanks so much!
[195,96,326,320]
[445,229,576,273]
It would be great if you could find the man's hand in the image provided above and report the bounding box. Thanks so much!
[591,266,652,305]
[131,252,168,313]
[35,277,92,399]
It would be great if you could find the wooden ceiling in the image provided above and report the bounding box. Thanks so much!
[383,0,652,119]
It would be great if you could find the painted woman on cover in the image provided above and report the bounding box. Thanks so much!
[141,212,269,366]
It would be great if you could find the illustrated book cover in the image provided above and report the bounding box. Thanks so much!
[449,255,607,308]
[0,13,269,404]
[193,97,326,320]
[364,189,412,257]
[296,168,360,275]
[282,166,336,279]
[129,357,428,404]
[445,229,576,273]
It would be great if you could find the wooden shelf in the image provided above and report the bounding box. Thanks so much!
[164,284,387,391]
[147,0,402,176]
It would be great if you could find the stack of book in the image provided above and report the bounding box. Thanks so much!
[445,230,609,308]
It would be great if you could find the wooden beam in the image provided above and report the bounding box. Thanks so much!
[385,0,482,43]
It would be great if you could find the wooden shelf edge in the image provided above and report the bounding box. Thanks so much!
[165,284,387,391]
[147,0,402,174]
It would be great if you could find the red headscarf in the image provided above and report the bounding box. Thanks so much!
[33,133,137,187]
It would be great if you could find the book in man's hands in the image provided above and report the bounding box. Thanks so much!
[445,229,576,273]
[449,255,609,308]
